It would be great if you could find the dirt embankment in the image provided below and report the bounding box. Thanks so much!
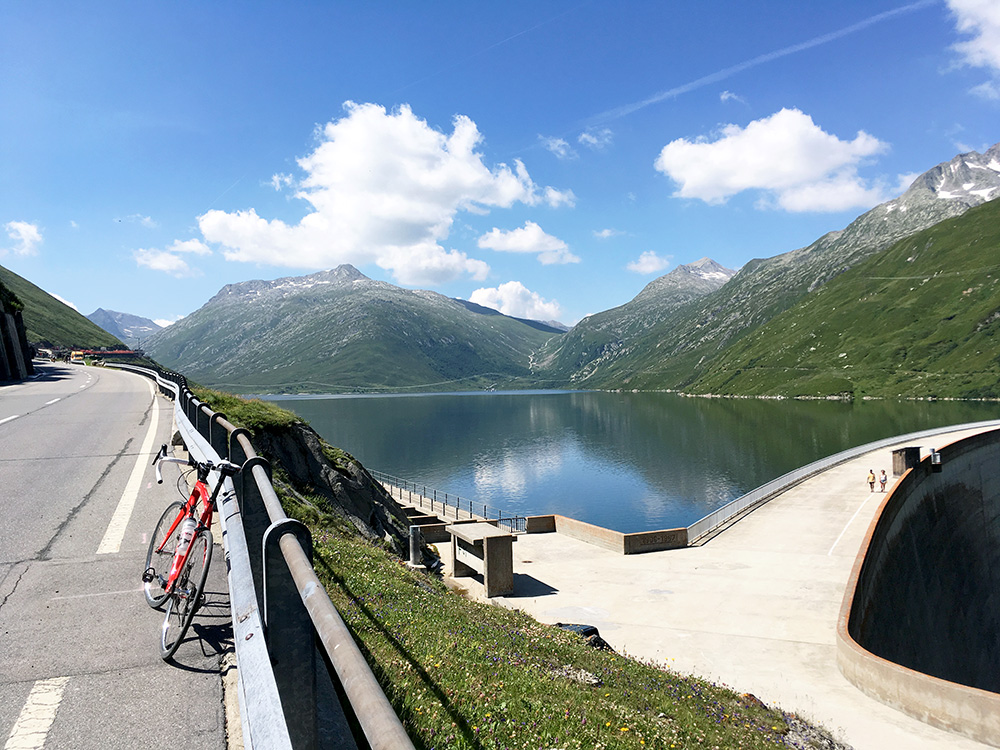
[251,421,414,555]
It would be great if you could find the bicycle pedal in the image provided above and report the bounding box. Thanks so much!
[141,567,156,583]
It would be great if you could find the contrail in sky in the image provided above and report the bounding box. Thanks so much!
[591,0,938,123]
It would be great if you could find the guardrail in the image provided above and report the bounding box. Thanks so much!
[369,469,527,533]
[110,363,415,750]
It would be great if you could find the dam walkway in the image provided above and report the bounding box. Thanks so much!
[432,424,997,750]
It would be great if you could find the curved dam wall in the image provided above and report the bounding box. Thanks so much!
[838,428,1000,745]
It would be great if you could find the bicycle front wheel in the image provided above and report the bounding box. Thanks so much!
[160,528,213,661]
[144,501,184,609]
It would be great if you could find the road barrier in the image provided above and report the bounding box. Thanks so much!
[111,364,414,750]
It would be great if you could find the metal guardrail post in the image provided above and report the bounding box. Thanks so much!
[238,455,273,614]
[209,412,229,459]
[264,519,318,750]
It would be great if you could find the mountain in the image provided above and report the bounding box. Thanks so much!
[0,264,122,349]
[86,308,163,346]
[684,198,1000,399]
[144,265,563,393]
[534,257,736,381]
[541,142,1000,390]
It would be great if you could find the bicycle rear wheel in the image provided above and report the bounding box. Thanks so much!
[160,528,213,661]
[144,501,184,609]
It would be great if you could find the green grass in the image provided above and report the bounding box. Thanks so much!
[682,199,1000,399]
[284,494,797,750]
[190,385,302,434]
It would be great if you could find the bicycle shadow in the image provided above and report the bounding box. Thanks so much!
[164,588,233,672]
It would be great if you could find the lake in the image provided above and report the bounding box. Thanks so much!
[266,391,1000,533]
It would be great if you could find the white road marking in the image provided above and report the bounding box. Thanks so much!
[3,676,70,750]
[50,587,143,601]
[44,398,60,405]
[828,493,875,556]
[0,415,19,425]
[96,379,159,554]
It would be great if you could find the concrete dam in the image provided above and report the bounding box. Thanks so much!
[838,427,1000,746]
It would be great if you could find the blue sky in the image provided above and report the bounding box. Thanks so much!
[2,1,998,329]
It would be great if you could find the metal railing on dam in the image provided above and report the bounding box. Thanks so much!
[369,469,527,533]
[686,418,1000,544]
[110,364,414,750]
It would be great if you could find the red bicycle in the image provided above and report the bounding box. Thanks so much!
[142,444,241,660]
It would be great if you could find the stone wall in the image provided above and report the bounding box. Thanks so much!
[1,311,33,381]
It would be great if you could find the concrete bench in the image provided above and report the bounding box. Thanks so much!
[445,522,514,597]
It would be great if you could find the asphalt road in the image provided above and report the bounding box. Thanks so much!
[0,363,230,749]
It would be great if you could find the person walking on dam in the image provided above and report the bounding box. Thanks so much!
[867,469,876,492]
[879,469,888,492]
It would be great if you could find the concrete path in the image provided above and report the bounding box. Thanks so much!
[438,425,996,750]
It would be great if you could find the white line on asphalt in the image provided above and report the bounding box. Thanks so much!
[0,415,19,425]
[96,378,159,554]
[44,398,61,405]
[3,676,70,750]
[50,587,143,601]
[827,493,874,556]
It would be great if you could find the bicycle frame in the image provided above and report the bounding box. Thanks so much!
[147,446,240,597]
[156,474,213,595]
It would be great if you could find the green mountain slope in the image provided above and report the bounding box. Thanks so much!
[685,199,1000,399]
[0,264,122,349]
[145,265,562,393]
[540,143,1000,392]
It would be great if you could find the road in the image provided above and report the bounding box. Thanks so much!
[0,363,230,749]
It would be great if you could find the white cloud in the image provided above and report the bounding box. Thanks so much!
[169,238,212,255]
[134,248,198,277]
[894,171,922,195]
[578,128,613,149]
[2,221,42,257]
[50,293,78,311]
[654,108,889,212]
[541,136,577,160]
[132,238,211,278]
[477,221,579,265]
[270,173,295,191]
[720,90,747,105]
[949,0,1000,71]
[469,280,562,320]
[198,102,572,286]
[626,251,671,274]
[118,214,158,228]
[971,79,1000,99]
[153,316,183,328]
[593,228,624,239]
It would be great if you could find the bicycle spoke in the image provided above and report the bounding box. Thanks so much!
[159,529,213,660]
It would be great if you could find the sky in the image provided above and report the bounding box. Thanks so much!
[1,1,999,330]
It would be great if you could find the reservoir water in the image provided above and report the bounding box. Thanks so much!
[266,391,999,533]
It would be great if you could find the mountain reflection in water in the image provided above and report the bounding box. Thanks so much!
[266,391,999,533]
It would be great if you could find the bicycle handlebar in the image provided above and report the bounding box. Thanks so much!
[152,443,242,484]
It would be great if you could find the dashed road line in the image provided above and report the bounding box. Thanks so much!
[3,676,70,750]
[0,415,19,425]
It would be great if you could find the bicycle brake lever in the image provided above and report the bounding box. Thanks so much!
[151,443,167,466]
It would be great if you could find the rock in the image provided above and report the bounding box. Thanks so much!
[251,420,415,556]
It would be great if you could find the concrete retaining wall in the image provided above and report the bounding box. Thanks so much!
[523,514,686,554]
[837,428,1000,746]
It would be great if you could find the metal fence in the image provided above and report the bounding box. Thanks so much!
[110,363,414,750]
[370,469,527,533]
